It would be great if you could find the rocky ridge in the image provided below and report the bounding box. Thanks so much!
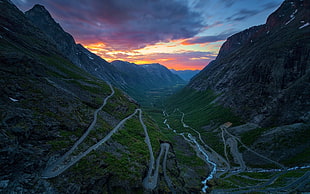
[189,0,310,127]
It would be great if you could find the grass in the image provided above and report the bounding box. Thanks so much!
[68,108,170,183]
[265,168,309,188]
[238,171,275,180]
[48,128,84,151]
[240,127,270,146]
[165,87,243,130]
[282,148,310,166]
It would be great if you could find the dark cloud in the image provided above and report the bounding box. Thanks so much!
[222,0,235,8]
[182,31,236,45]
[262,2,282,10]
[13,0,205,50]
[226,9,260,21]
[225,1,282,22]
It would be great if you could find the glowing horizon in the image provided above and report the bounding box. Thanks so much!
[12,0,283,70]
[81,38,223,70]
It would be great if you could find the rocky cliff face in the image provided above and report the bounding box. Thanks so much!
[189,0,310,127]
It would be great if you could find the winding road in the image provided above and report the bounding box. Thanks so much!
[162,143,176,194]
[42,82,115,178]
[226,137,246,173]
[164,108,310,193]
[223,128,285,170]
[42,83,174,191]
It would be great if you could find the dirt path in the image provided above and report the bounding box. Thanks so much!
[162,143,176,194]
[226,137,246,172]
[42,108,138,178]
[224,129,285,169]
[42,99,174,191]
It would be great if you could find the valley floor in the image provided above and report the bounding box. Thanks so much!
[146,106,310,193]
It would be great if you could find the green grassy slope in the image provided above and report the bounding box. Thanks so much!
[165,87,243,129]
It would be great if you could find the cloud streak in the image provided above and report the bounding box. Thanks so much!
[28,0,205,50]
[181,31,236,45]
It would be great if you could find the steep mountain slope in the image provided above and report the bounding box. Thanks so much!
[24,4,121,83]
[24,5,184,104]
[189,0,310,127]
[170,69,200,82]
[1,1,191,193]
[166,0,309,183]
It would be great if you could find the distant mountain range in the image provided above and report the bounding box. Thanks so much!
[169,69,200,81]
[24,4,185,103]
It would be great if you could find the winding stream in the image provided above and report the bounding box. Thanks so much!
[163,110,217,193]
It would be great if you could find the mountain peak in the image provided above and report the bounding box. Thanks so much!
[216,0,309,60]
[32,4,48,12]
[26,4,54,22]
[25,4,61,31]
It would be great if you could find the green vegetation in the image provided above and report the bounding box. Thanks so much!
[283,148,310,166]
[67,109,170,184]
[240,127,270,146]
[165,88,243,130]
[127,83,185,107]
[238,171,275,179]
[48,128,84,151]
[103,88,138,119]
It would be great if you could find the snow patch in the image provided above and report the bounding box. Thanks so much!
[88,56,94,60]
[285,16,295,25]
[9,97,18,102]
[2,26,11,32]
[95,68,98,71]
[299,22,309,29]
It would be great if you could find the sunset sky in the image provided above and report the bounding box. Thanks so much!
[13,0,283,70]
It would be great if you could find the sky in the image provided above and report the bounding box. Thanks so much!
[12,0,284,70]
